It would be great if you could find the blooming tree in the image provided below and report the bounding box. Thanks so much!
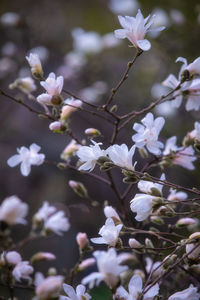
[1,3,200,300]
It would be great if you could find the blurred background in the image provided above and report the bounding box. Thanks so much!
[0,0,200,298]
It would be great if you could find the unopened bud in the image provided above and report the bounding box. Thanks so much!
[85,128,101,138]
[110,104,117,113]
[69,180,88,198]
[47,267,57,276]
[150,216,164,225]
[189,232,200,241]
[145,238,154,249]
[26,53,43,80]
[176,218,197,228]
[139,148,149,159]
[31,252,56,264]
[60,100,82,121]
[150,187,162,197]
[76,232,89,250]
[78,258,95,271]
[61,140,80,161]
[49,121,66,132]
[163,254,177,269]
[0,251,22,266]
[129,238,143,249]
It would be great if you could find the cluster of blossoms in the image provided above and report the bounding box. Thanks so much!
[2,4,200,300]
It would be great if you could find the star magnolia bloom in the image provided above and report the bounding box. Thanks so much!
[130,194,154,222]
[132,112,165,155]
[26,53,43,78]
[76,141,106,172]
[163,136,181,156]
[35,274,64,300]
[114,9,165,51]
[173,146,197,170]
[9,77,36,94]
[44,211,70,236]
[168,284,200,300]
[0,196,28,225]
[7,143,45,176]
[176,56,200,77]
[82,248,128,289]
[137,174,165,195]
[167,188,187,202]
[116,274,159,300]
[62,284,91,300]
[91,218,123,246]
[107,144,136,170]
[34,201,56,223]
[12,261,34,282]
[0,251,22,265]
[37,72,63,105]
[162,74,183,108]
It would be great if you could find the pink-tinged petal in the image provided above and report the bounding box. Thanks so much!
[63,284,77,300]
[20,162,31,176]
[114,29,127,39]
[137,39,151,51]
[37,93,52,105]
[7,155,22,167]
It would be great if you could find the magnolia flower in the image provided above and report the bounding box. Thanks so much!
[7,143,45,176]
[9,77,36,94]
[163,136,181,156]
[60,98,82,121]
[62,284,91,300]
[12,261,34,282]
[37,72,63,105]
[116,274,159,300]
[162,74,183,108]
[34,201,56,223]
[138,174,165,196]
[82,248,128,288]
[167,188,187,202]
[26,53,43,78]
[132,112,165,155]
[78,258,96,271]
[168,284,200,300]
[176,56,200,77]
[0,196,28,225]
[109,0,139,15]
[76,141,106,172]
[114,9,165,51]
[35,273,64,300]
[72,28,103,55]
[173,146,196,170]
[183,79,200,111]
[107,144,136,170]
[44,211,70,236]
[91,218,123,246]
[0,251,22,265]
[61,140,80,161]
[130,194,155,222]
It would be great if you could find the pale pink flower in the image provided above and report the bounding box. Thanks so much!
[36,274,64,300]
[1,251,22,265]
[76,232,89,250]
[12,261,34,282]
[0,196,28,225]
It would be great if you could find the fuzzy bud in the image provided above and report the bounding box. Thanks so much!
[129,238,143,249]
[84,128,101,138]
[176,218,197,228]
[150,216,164,225]
[31,252,56,264]
[49,121,66,132]
[78,258,95,271]
[76,232,89,250]
[69,180,88,198]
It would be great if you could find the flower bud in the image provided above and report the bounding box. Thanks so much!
[78,258,95,271]
[150,187,162,197]
[49,121,66,132]
[60,100,82,121]
[76,232,89,250]
[145,238,154,249]
[150,216,164,225]
[176,218,197,228]
[138,147,149,159]
[31,252,56,264]
[36,275,64,300]
[129,238,143,249]
[69,180,88,198]
[61,140,80,161]
[163,254,177,269]
[0,251,22,266]
[189,232,200,241]
[47,267,57,276]
[26,53,43,80]
[84,128,101,138]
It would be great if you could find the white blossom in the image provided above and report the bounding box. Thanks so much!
[82,248,128,289]
[104,206,121,221]
[132,112,165,155]
[62,284,91,300]
[176,56,200,77]
[7,143,45,176]
[26,53,43,77]
[183,79,200,111]
[34,201,56,223]
[9,77,36,94]
[163,136,181,156]
[0,196,28,225]
[76,141,106,172]
[167,189,187,202]
[138,174,165,195]
[61,140,80,161]
[0,251,22,265]
[35,273,64,300]
[162,74,183,108]
[44,211,70,236]
[168,284,200,300]
[12,261,34,282]
[107,144,136,170]
[72,28,103,55]
[109,0,139,15]
[173,146,197,170]
[37,72,63,105]
[60,98,82,120]
[114,9,165,51]
[116,274,159,300]
[189,122,200,142]
[91,218,122,246]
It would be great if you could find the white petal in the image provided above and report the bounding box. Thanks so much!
[137,39,151,51]
[20,162,31,176]
[114,29,127,39]
[7,155,22,167]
